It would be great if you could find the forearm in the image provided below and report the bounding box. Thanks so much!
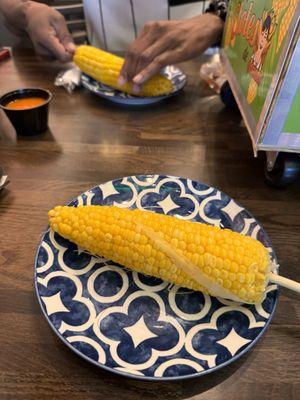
[195,13,224,48]
[0,0,30,35]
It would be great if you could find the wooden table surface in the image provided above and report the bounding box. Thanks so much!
[0,50,299,400]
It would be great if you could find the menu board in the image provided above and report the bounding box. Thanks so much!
[221,0,299,150]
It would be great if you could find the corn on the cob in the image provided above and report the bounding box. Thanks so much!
[48,205,273,304]
[73,45,173,97]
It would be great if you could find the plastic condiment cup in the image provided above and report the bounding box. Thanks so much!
[0,88,52,136]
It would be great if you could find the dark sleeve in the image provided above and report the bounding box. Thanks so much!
[205,0,229,22]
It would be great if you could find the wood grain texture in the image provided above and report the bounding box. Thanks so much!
[0,50,299,400]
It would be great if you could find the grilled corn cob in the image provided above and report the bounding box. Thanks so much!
[48,205,273,304]
[73,45,173,97]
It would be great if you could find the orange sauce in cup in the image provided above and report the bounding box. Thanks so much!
[5,97,46,110]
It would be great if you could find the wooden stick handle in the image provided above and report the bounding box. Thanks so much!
[270,272,300,293]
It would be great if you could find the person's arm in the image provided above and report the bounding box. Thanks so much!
[119,1,228,92]
[0,0,75,62]
[0,0,26,34]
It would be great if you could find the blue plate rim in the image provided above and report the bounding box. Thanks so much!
[34,174,279,381]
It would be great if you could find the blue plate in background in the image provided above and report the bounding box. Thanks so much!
[81,66,186,106]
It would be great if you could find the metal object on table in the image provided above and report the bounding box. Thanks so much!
[0,166,9,190]
[220,1,300,188]
[264,152,300,189]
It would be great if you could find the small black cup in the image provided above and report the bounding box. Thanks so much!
[0,88,52,136]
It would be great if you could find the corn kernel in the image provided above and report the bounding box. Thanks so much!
[188,243,196,253]
[229,272,236,281]
[105,233,112,242]
[216,277,223,286]
[224,279,232,289]
[212,268,220,278]
[230,262,238,273]
[191,253,199,265]
[222,270,229,279]
[197,245,204,255]
[171,238,178,248]
[238,273,245,283]
[178,240,186,250]
[232,281,241,290]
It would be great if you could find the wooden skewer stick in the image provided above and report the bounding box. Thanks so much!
[269,272,300,293]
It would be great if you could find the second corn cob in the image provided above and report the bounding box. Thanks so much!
[73,45,173,97]
[48,205,273,304]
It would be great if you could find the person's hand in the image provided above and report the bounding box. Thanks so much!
[119,13,224,93]
[23,1,75,62]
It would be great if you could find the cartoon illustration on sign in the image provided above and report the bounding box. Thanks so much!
[224,1,242,48]
[247,10,278,104]
[223,0,298,121]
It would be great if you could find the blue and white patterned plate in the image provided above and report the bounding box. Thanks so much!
[81,66,186,106]
[35,175,278,381]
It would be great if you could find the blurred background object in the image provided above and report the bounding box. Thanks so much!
[0,0,212,47]
[0,0,87,47]
[47,1,87,45]
[199,53,226,94]
[0,46,10,61]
